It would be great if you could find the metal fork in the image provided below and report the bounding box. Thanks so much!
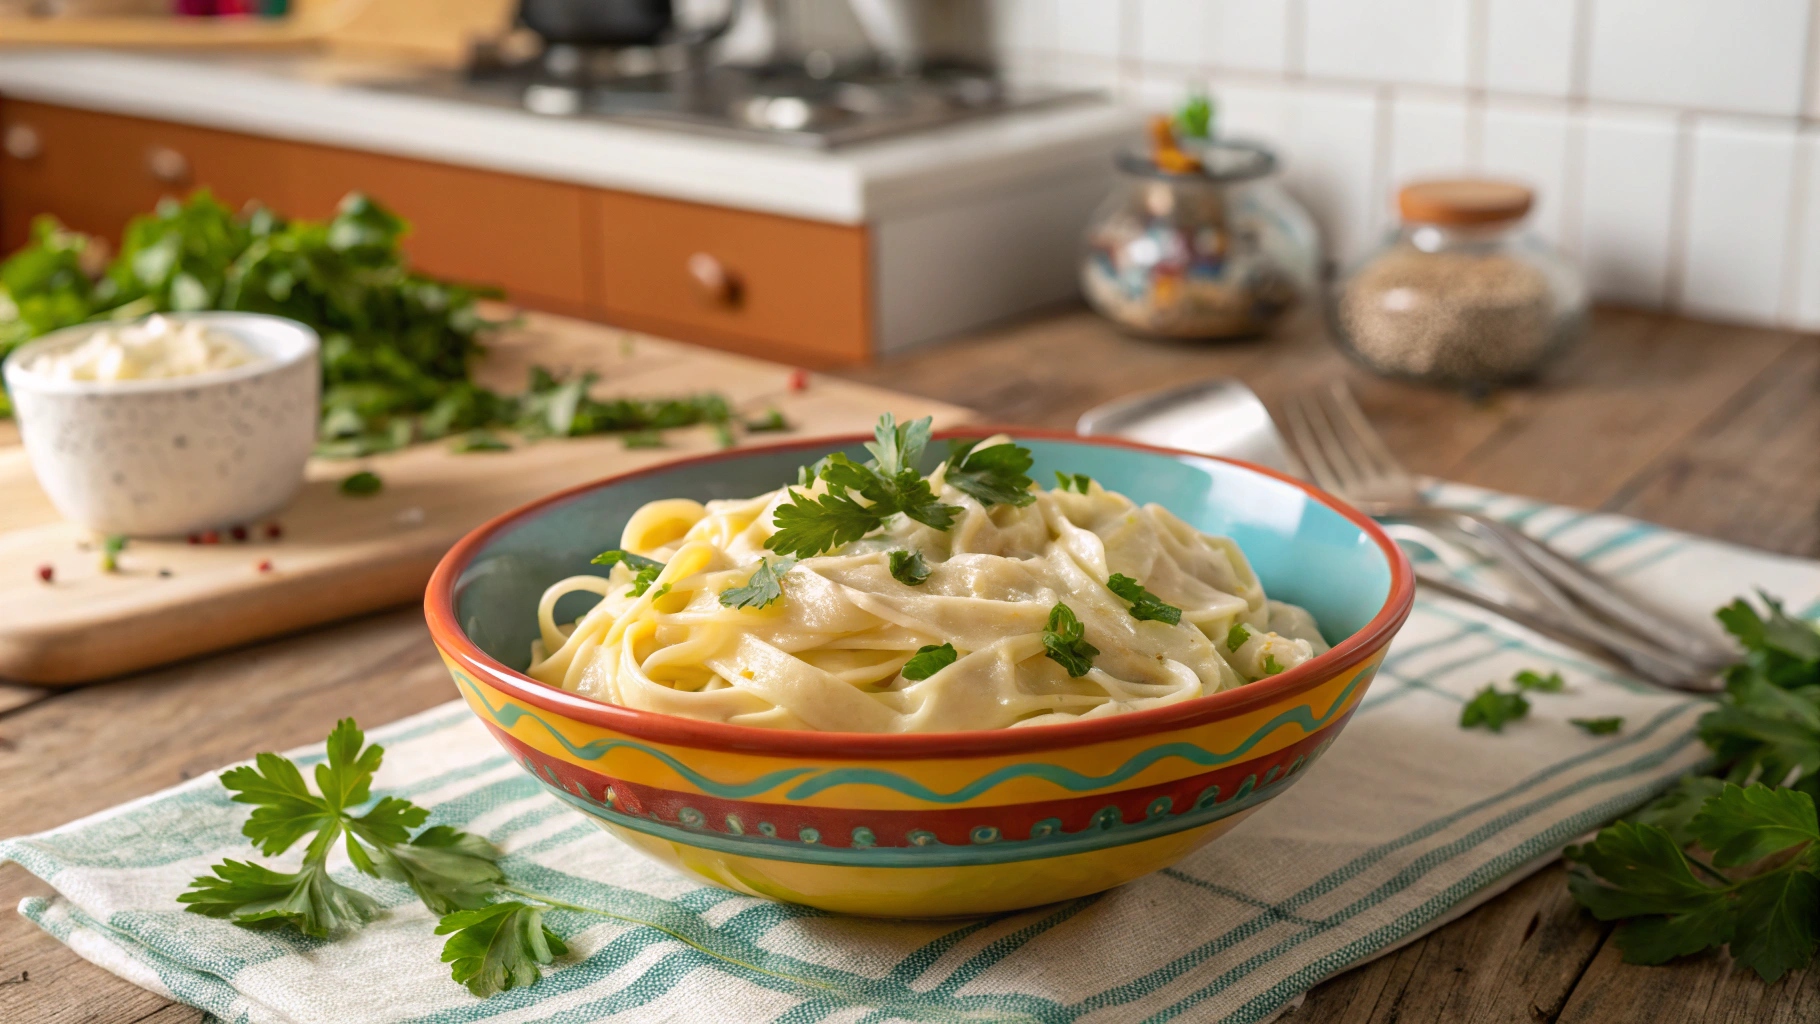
[1282,381,1731,692]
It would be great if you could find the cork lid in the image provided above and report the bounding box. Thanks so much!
[1397,179,1534,225]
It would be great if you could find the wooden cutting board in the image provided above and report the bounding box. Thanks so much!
[0,312,972,685]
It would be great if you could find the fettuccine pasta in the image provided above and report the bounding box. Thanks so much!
[527,425,1327,733]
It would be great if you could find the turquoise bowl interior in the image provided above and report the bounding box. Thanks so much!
[454,435,1393,674]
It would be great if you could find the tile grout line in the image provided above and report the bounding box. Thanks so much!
[1662,112,1698,313]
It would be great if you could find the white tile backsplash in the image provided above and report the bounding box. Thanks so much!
[1680,119,1800,323]
[1302,0,1471,88]
[1387,96,1472,195]
[1588,0,1809,116]
[1482,0,1577,97]
[1053,0,1124,58]
[1000,0,1820,329]
[1791,134,1820,328]
[1576,113,1681,308]
[1477,103,1575,245]
[1281,87,1382,263]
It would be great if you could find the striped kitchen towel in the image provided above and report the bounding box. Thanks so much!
[4,484,1806,1024]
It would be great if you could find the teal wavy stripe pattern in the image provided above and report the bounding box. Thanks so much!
[455,661,1376,804]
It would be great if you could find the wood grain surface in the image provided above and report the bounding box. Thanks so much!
[3,304,1818,1023]
[0,311,968,684]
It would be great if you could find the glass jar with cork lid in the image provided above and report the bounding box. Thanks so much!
[1328,179,1587,391]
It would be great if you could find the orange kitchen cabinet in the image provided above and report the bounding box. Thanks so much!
[275,144,591,314]
[0,99,287,250]
[588,189,870,367]
[0,99,592,313]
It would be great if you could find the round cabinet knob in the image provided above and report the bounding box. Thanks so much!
[4,123,41,161]
[146,145,191,186]
[686,252,742,308]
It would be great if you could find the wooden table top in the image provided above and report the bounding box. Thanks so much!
[4,304,1818,1023]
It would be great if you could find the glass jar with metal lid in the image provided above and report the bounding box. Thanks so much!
[1328,179,1587,391]
[1080,140,1320,339]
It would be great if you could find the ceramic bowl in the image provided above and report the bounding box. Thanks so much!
[425,431,1414,918]
[2,312,319,537]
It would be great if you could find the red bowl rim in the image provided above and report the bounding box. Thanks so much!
[424,427,1416,760]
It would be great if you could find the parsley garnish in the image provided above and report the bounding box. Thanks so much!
[179,719,839,999]
[1225,622,1252,652]
[339,470,382,496]
[101,533,127,572]
[902,643,958,681]
[1460,685,1529,732]
[889,549,930,586]
[1043,602,1099,677]
[1572,716,1625,735]
[177,720,496,937]
[765,415,960,558]
[745,409,790,432]
[449,430,511,453]
[591,549,663,571]
[719,557,795,610]
[591,549,666,596]
[1262,653,1285,676]
[943,439,1036,507]
[1567,783,1820,982]
[1054,471,1093,493]
[1106,573,1182,625]
[626,564,662,596]
[1514,669,1566,692]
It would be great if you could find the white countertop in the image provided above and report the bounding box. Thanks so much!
[0,49,1142,224]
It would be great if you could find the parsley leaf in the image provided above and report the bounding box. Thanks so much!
[1567,820,1736,966]
[436,902,568,999]
[1262,653,1285,676]
[1514,669,1565,692]
[372,826,504,915]
[1571,716,1625,736]
[745,409,790,432]
[944,439,1036,507]
[591,549,663,571]
[1054,472,1093,494]
[339,470,382,496]
[591,550,666,596]
[1460,686,1530,732]
[889,549,930,586]
[449,430,510,453]
[1627,776,1727,847]
[764,416,961,558]
[902,643,958,681]
[626,564,662,597]
[1689,782,1820,867]
[1043,602,1099,677]
[1106,573,1182,625]
[865,412,930,478]
[177,858,382,938]
[767,487,886,558]
[719,557,795,610]
[1225,622,1252,652]
[1567,784,1820,981]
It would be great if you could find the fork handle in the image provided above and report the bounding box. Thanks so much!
[1465,514,1737,669]
[1385,508,1719,685]
[1411,567,1723,694]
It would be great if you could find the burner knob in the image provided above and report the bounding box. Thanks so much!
[687,253,742,308]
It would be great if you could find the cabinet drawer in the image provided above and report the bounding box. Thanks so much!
[278,145,591,311]
[0,100,286,250]
[589,190,870,366]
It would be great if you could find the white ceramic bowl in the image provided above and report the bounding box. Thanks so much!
[3,312,320,537]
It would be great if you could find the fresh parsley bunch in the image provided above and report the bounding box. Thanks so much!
[1564,592,1820,980]
[180,719,828,999]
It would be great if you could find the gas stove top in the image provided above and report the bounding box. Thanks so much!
[371,57,1096,149]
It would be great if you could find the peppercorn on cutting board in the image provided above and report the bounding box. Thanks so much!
[0,312,973,685]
